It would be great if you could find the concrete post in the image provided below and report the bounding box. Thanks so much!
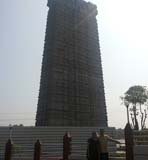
[124,123,134,160]
[63,132,72,160]
[5,139,13,160]
[34,139,41,160]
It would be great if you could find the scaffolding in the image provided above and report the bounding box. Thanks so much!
[36,0,108,127]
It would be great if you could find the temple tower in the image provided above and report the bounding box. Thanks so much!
[36,0,108,126]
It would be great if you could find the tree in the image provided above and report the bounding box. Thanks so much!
[121,85,148,130]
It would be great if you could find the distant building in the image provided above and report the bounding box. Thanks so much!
[36,0,108,126]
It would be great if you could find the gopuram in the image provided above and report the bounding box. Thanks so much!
[36,0,108,127]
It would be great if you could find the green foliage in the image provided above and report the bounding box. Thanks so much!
[121,85,148,130]
[124,86,148,105]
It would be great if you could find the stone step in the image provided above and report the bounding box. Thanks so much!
[0,126,117,159]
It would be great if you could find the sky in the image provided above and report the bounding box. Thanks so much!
[0,0,148,128]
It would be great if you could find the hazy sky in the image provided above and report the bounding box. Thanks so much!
[0,0,148,128]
